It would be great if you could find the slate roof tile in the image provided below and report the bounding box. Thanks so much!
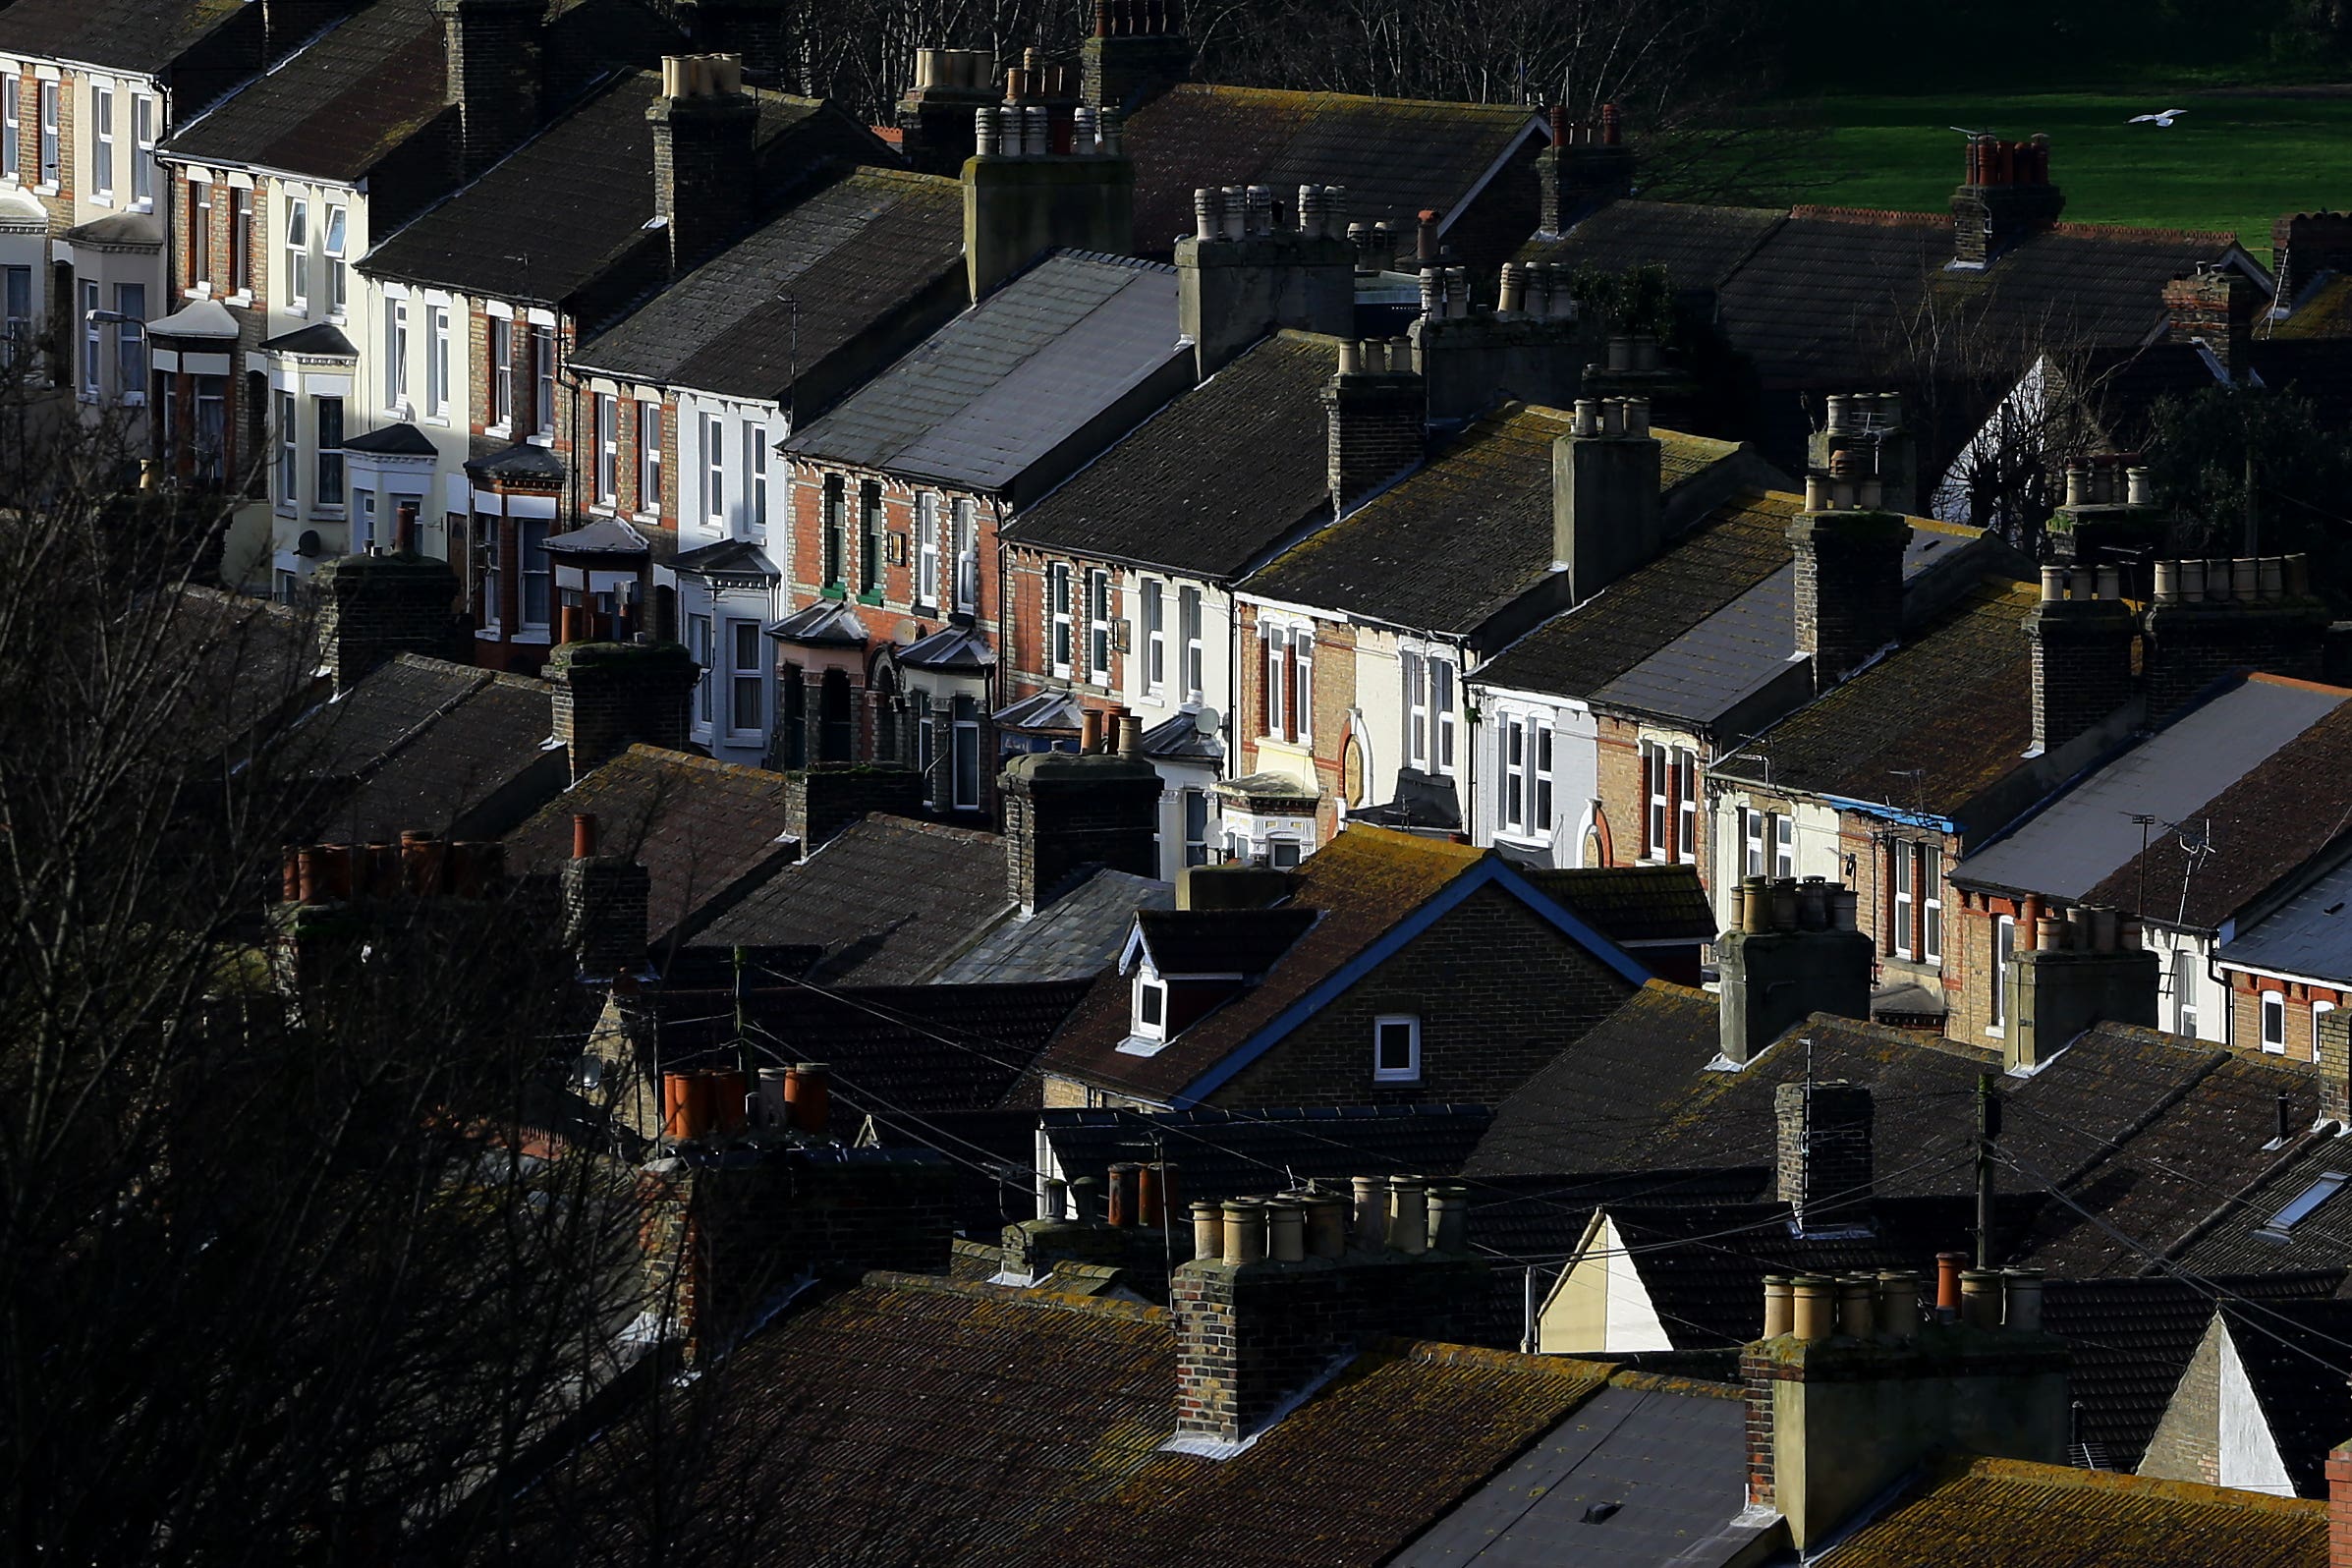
[2219,857,2352,985]
[2171,1128,2352,1280]
[1517,197,1786,292]
[328,669,561,843]
[280,651,485,783]
[935,868,1174,984]
[1043,1103,1497,1207]
[1133,906,1316,976]
[160,585,320,760]
[1527,864,1717,944]
[0,0,248,76]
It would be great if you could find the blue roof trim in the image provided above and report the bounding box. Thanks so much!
[1819,793,1960,834]
[1169,853,1652,1106]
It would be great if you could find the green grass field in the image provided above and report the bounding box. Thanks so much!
[1787,91,2352,257]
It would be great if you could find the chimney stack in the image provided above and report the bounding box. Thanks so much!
[999,750,1163,915]
[2271,211,2352,308]
[1775,1081,1873,1233]
[649,55,759,276]
[1715,876,1874,1064]
[1552,396,1662,603]
[1082,0,1191,115]
[1537,103,1636,236]
[690,0,788,86]
[2162,265,2259,376]
[2023,565,2137,756]
[963,71,1133,300]
[2320,1007,2352,1127]
[2003,903,2157,1071]
[1322,338,1424,516]
[1176,183,1355,375]
[1950,132,2063,267]
[2140,552,2327,719]
[562,813,650,980]
[434,0,547,179]
[1808,391,1917,517]
[897,48,998,174]
[1789,452,1909,692]
[311,547,460,693]
[547,638,701,782]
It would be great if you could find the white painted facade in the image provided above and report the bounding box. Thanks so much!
[1116,567,1234,880]
[2144,923,2230,1047]
[1705,785,1847,931]
[1466,683,1598,868]
[2215,1326,2298,1496]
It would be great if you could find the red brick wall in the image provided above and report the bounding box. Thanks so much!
[2227,973,2343,1063]
[781,461,1002,634]
[1233,603,1357,841]
[1003,543,1123,704]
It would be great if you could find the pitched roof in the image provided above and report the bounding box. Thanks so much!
[1820,1455,2324,1568]
[1241,405,1746,638]
[1959,675,2352,905]
[652,979,1093,1115]
[571,166,964,403]
[503,745,797,946]
[936,868,1174,984]
[2171,1128,2352,1280]
[1123,84,1541,256]
[278,651,486,783]
[1709,576,2041,821]
[158,585,320,761]
[2221,1299,2352,1496]
[1132,906,1317,976]
[1519,197,1786,292]
[363,76,879,308]
[1527,864,1717,945]
[687,812,1011,983]
[781,252,1186,494]
[328,668,558,843]
[0,0,247,75]
[1044,1103,1495,1207]
[2221,857,2352,985]
[1003,331,1334,579]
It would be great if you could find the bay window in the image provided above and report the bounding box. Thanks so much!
[277,390,297,507]
[114,283,144,401]
[727,619,762,734]
[79,280,98,396]
[689,613,713,724]
[952,695,981,810]
[518,517,550,628]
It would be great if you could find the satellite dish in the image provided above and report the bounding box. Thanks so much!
[1195,706,1222,738]
[295,529,323,558]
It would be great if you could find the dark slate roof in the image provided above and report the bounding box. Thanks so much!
[465,441,567,481]
[676,537,781,580]
[1822,1456,2324,1568]
[278,650,484,782]
[1465,489,1791,698]
[1242,407,1746,637]
[653,979,1092,1114]
[1519,197,1785,292]
[688,812,1011,982]
[539,516,648,558]
[342,420,436,455]
[1004,331,1334,579]
[936,869,1173,984]
[2171,1129,2352,1280]
[1141,707,1222,762]
[781,252,1186,494]
[503,745,798,947]
[160,586,320,760]
[2077,702,2352,930]
[2224,1298,2352,1496]
[1123,84,1542,255]
[896,620,995,671]
[364,77,878,306]
[1042,1104,1495,1207]
[260,321,358,357]
[60,210,165,248]
[2222,857,2352,985]
[1528,865,1717,945]
[2044,1274,2347,1474]
[995,689,1083,733]
[1959,674,2350,903]
[326,666,560,843]
[1131,906,1316,976]
[1710,576,2040,821]
[1388,1378,1764,1568]
[0,0,247,75]
[572,167,963,401]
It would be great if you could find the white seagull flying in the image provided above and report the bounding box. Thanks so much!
[2128,109,2188,128]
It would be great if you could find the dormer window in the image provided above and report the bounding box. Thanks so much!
[1373,1014,1421,1083]
[1133,970,1167,1039]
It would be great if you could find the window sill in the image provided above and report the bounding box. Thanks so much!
[284,302,308,319]
[1372,1072,1424,1086]
[820,585,846,601]
[858,589,884,606]
[224,291,253,308]
[511,627,552,645]
[89,195,113,209]
[632,510,662,526]
[309,506,345,521]
[33,183,58,197]
[526,433,553,448]
[476,625,504,641]
[485,422,513,441]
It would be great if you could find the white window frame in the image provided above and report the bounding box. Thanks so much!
[1742,807,1766,878]
[517,516,550,630]
[1086,568,1112,683]
[384,300,409,409]
[1404,650,1428,768]
[744,418,766,536]
[1180,585,1204,702]
[313,394,343,511]
[322,202,346,315]
[1049,563,1073,676]
[132,93,154,208]
[1432,658,1457,775]
[1373,1014,1423,1083]
[1502,716,1527,834]
[1533,720,1554,832]
[1,74,19,182]
[3,265,33,369]
[277,389,298,510]
[488,315,513,430]
[594,394,619,506]
[917,492,940,607]
[1891,843,1916,961]
[1988,914,2017,1036]
[1181,787,1209,868]
[79,279,99,397]
[90,85,112,201]
[689,612,714,726]
[426,304,450,419]
[1673,748,1696,865]
[113,281,144,404]
[1642,741,1668,861]
[725,617,763,738]
[1923,846,1943,964]
[2315,1000,2336,1061]
[637,400,662,517]
[1143,579,1165,695]
[37,80,58,189]
[951,496,977,613]
[2262,991,2288,1055]
[951,695,981,811]
[1133,971,1168,1040]
[1773,812,1795,878]
[702,412,725,528]
[532,327,554,438]
[284,196,308,312]
[2172,946,2199,1037]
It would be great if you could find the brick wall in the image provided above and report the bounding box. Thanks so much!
[1209,881,1638,1107]
[2024,598,2135,753]
[2226,974,2342,1064]
[1003,543,1124,701]
[2138,1319,2223,1487]
[1440,132,1543,282]
[1233,603,1356,839]
[783,764,925,851]
[781,460,1000,632]
[2143,599,2328,720]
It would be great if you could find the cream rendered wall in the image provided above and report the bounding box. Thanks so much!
[1536,1214,1674,1356]
[2217,1327,2297,1495]
[1707,786,1846,930]
[2144,925,2227,1045]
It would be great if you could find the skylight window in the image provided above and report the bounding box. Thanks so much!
[2258,1170,2348,1240]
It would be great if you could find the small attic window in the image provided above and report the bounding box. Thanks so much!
[2259,1170,2349,1240]
[1133,972,1167,1040]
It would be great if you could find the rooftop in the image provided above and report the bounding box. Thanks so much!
[2221,857,2352,985]
[1526,864,1718,946]
[1041,1103,1496,1208]
[0,0,247,77]
[937,868,1174,984]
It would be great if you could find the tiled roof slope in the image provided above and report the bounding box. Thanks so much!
[0,0,247,75]
[1123,84,1540,255]
[1820,1456,2323,1568]
[1710,577,2038,818]
[1004,331,1335,579]
[2221,857,2352,985]
[2276,273,2352,340]
[572,167,965,405]
[1133,906,1316,975]
[689,813,1010,983]
[655,980,1093,1114]
[2171,1128,2352,1280]
[1242,405,1744,636]
[2078,700,2352,930]
[160,586,320,760]
[2044,1273,2347,1474]
[1528,864,1717,944]
[1039,828,1491,1100]
[503,745,796,946]
[936,868,1173,984]
[1517,197,1786,292]
[331,669,558,842]
[364,77,882,307]
[782,252,1186,495]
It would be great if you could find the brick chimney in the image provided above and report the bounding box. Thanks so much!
[782,765,925,853]
[1537,103,1635,236]
[434,0,546,179]
[896,47,998,175]
[1776,1081,1873,1233]
[963,57,1134,299]
[1082,0,1191,116]
[311,547,460,693]
[1950,132,2064,267]
[1415,261,1588,426]
[999,750,1163,914]
[2272,211,2352,307]
[2045,452,2167,570]
[690,0,788,86]
[649,54,759,277]
[1742,1269,2069,1551]
[2141,554,2329,719]
[1715,876,1874,1065]
[1322,338,1424,516]
[2163,265,2259,376]
[2004,903,2157,1071]
[2329,1440,2352,1567]
[546,638,700,782]
[1176,184,1355,376]
[2023,565,2137,756]
[1173,1180,1485,1445]
[1807,392,1917,517]
[560,812,649,980]
[1790,455,1909,692]
[1552,396,1662,603]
